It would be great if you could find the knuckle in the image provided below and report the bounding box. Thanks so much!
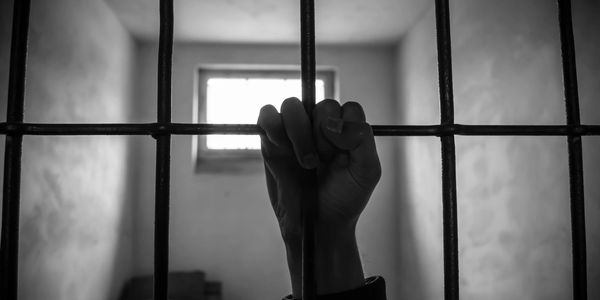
[258,105,271,117]
[342,101,366,121]
[281,97,300,111]
[315,99,340,115]
[258,105,278,125]
[342,101,363,110]
[318,98,340,108]
[260,104,277,114]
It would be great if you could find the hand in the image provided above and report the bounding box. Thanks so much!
[257,98,381,297]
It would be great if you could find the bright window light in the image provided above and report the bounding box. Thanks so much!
[206,78,326,150]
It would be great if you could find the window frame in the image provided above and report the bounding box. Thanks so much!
[192,65,337,172]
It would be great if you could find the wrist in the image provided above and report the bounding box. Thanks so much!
[285,223,364,298]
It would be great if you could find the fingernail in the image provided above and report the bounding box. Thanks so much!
[303,153,319,169]
[326,117,344,134]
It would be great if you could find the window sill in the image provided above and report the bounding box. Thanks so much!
[194,149,264,174]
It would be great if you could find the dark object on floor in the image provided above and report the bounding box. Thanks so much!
[119,271,222,300]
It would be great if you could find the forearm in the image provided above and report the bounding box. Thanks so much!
[285,223,364,298]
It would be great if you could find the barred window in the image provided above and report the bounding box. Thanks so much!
[193,67,335,166]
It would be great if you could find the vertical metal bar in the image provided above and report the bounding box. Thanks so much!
[154,135,171,300]
[157,0,173,124]
[435,0,454,126]
[440,135,458,300]
[434,0,459,299]
[300,0,316,114]
[557,1,587,299]
[300,0,317,299]
[0,0,31,299]
[154,0,173,299]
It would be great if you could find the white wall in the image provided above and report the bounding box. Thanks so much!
[132,43,401,299]
[396,0,600,299]
[0,0,136,299]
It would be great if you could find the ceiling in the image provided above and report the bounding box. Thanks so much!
[105,0,431,45]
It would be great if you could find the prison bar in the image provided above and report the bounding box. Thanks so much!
[1,123,600,136]
[1,1,598,300]
[300,0,318,299]
[0,0,31,299]
[154,0,174,299]
[434,0,460,299]
[557,0,587,299]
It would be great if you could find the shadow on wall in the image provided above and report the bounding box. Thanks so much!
[393,138,431,300]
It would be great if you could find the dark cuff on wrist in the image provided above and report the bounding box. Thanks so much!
[282,276,386,300]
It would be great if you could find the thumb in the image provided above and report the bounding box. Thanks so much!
[320,117,370,151]
[321,117,381,188]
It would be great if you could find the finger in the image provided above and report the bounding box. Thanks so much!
[312,99,341,161]
[257,105,291,154]
[280,97,318,169]
[264,164,279,208]
[322,101,368,150]
[264,163,301,231]
[321,118,370,151]
[341,101,366,122]
[340,103,378,173]
[322,103,381,187]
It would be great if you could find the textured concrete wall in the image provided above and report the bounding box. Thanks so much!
[0,0,135,299]
[132,43,401,299]
[396,0,600,299]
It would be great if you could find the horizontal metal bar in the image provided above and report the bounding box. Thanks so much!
[374,124,600,136]
[0,123,599,136]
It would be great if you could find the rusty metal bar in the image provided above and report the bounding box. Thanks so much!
[557,0,587,299]
[154,0,173,299]
[0,0,31,299]
[300,0,317,299]
[0,123,599,136]
[435,0,459,299]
